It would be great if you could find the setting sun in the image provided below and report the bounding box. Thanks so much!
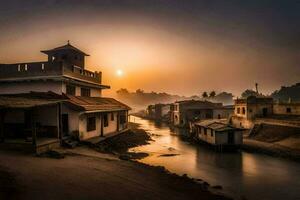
[116,69,124,77]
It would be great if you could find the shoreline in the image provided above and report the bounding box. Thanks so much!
[90,122,232,199]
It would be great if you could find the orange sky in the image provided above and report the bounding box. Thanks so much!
[0,1,299,97]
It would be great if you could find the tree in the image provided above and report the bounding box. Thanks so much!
[116,88,129,95]
[136,89,144,94]
[209,91,216,98]
[241,89,257,98]
[202,92,208,98]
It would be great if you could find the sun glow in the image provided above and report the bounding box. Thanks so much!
[116,69,124,77]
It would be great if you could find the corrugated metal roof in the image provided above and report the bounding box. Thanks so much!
[195,119,239,131]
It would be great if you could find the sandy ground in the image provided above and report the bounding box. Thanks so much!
[0,148,230,200]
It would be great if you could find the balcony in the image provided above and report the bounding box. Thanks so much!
[0,61,102,85]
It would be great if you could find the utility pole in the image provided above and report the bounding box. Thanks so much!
[255,83,259,94]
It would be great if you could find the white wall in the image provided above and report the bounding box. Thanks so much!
[79,113,101,140]
[62,83,102,97]
[0,82,63,95]
[61,104,79,134]
[103,112,118,135]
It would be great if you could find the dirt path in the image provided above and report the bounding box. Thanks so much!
[0,150,230,200]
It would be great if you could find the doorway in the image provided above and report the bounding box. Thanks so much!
[228,131,234,144]
[262,108,268,117]
[62,114,69,136]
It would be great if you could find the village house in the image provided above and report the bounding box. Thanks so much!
[230,95,300,129]
[170,100,233,127]
[192,119,243,150]
[146,103,171,121]
[0,42,130,153]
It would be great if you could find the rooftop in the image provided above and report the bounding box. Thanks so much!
[41,42,90,56]
[195,119,242,132]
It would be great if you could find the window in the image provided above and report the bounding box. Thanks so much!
[237,107,240,114]
[81,88,91,97]
[286,108,291,113]
[104,113,109,127]
[242,107,246,114]
[111,113,114,121]
[24,64,28,71]
[66,85,76,95]
[87,116,96,132]
[204,128,207,135]
[211,131,214,137]
[194,110,201,115]
[41,63,45,70]
[17,64,21,71]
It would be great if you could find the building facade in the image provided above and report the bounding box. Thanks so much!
[0,43,130,153]
[170,100,233,127]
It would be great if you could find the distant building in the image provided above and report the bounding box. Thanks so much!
[170,100,233,127]
[0,42,130,153]
[273,102,300,116]
[192,119,243,149]
[146,104,171,121]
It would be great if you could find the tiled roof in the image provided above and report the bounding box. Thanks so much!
[0,92,67,108]
[66,95,131,112]
[0,92,130,112]
[41,43,89,56]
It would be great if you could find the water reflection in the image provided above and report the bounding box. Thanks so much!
[129,116,300,200]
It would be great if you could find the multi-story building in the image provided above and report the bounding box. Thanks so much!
[170,100,233,127]
[0,42,130,153]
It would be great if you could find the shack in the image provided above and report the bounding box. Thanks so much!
[193,119,244,150]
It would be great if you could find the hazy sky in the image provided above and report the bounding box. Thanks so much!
[0,0,299,97]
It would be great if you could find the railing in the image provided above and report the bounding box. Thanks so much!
[0,62,63,79]
[0,61,102,84]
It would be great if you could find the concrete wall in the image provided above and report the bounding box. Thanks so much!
[79,113,101,140]
[273,104,300,115]
[103,112,118,135]
[61,104,79,135]
[62,83,101,97]
[213,108,233,119]
[0,81,63,95]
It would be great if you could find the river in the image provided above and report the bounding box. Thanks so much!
[129,116,300,200]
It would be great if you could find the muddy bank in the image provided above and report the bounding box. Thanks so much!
[91,122,152,159]
[243,138,300,162]
[0,166,19,199]
[0,150,232,200]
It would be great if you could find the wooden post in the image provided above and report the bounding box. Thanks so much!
[100,114,104,137]
[0,109,5,143]
[116,112,120,132]
[31,109,37,147]
[58,103,63,144]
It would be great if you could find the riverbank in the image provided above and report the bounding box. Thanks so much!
[242,138,300,162]
[91,122,152,159]
[0,148,232,200]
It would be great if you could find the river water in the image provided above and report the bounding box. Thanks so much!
[129,116,300,200]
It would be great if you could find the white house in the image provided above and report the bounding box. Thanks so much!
[0,42,130,153]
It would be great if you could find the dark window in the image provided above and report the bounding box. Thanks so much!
[66,85,76,95]
[81,88,91,97]
[104,114,109,127]
[87,117,96,132]
[249,109,253,113]
[120,114,127,124]
[242,107,246,114]
[194,110,201,115]
[62,54,68,59]
[75,55,78,60]
[286,108,291,113]
[218,114,221,119]
[111,113,114,121]
[204,128,207,135]
[237,107,240,114]
[211,131,214,137]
